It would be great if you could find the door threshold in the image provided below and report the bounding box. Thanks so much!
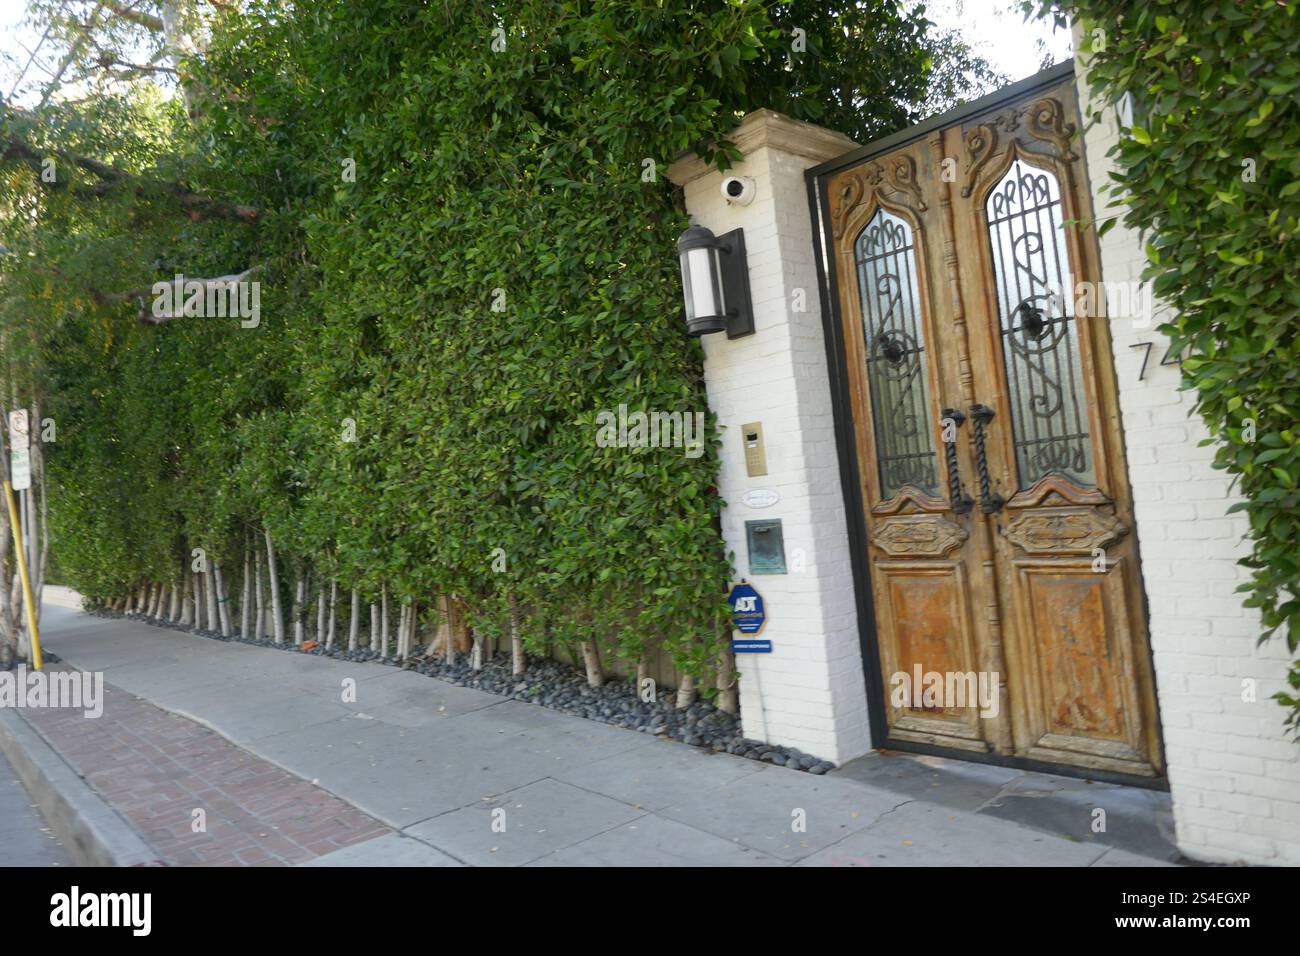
[877,739,1169,792]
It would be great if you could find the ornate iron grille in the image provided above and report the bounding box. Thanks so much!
[985,159,1096,489]
[854,207,938,499]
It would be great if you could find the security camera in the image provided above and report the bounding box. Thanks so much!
[721,175,756,206]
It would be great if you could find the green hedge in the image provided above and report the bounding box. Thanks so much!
[1038,1,1300,731]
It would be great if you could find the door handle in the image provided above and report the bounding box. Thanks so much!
[940,408,974,515]
[968,404,1005,514]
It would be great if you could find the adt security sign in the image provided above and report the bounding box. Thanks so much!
[728,582,770,653]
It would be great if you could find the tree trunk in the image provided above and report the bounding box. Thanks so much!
[292,572,305,646]
[408,601,419,658]
[316,581,327,644]
[470,627,485,671]
[263,525,284,643]
[179,568,192,625]
[579,640,603,688]
[253,541,264,638]
[31,399,48,625]
[509,592,525,677]
[636,655,652,699]
[193,570,205,629]
[214,563,231,637]
[379,584,389,659]
[716,644,739,715]
[676,672,696,710]
[444,596,457,666]
[205,565,218,633]
[369,601,378,652]
[0,487,16,667]
[26,489,39,616]
[240,544,252,638]
[326,579,338,649]
[348,588,360,653]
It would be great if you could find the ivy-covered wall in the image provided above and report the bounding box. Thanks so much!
[2,1,998,687]
[1040,0,1300,732]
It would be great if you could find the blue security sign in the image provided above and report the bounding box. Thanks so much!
[728,582,771,652]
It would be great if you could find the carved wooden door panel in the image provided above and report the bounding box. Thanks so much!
[826,75,1162,777]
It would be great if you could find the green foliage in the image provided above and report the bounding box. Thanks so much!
[1037,1,1300,731]
[4,0,995,676]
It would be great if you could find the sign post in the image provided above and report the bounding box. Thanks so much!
[5,409,41,670]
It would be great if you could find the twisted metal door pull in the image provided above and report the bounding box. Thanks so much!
[968,404,1005,514]
[940,408,974,515]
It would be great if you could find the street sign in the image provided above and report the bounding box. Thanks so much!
[7,410,30,491]
[728,581,771,652]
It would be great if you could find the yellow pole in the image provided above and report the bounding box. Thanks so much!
[4,479,41,670]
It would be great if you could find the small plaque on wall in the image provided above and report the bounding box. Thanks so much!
[741,488,780,509]
[745,518,786,575]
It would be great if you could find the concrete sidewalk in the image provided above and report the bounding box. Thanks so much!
[16,604,1177,867]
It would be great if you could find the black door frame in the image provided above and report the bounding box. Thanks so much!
[805,62,1167,790]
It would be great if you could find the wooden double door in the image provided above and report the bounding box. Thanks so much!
[823,76,1162,777]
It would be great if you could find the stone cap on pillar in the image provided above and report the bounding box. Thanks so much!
[666,108,858,187]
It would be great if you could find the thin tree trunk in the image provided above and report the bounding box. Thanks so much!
[716,644,738,715]
[676,672,696,710]
[509,592,525,677]
[398,602,410,659]
[347,588,360,653]
[0,487,16,667]
[316,581,327,644]
[379,584,389,659]
[205,565,218,633]
[369,600,378,652]
[636,655,652,699]
[180,568,192,625]
[240,543,251,638]
[31,399,47,625]
[264,525,284,643]
[326,579,338,649]
[579,640,603,688]
[214,563,231,637]
[470,627,485,671]
[293,571,306,646]
[193,570,205,629]
[25,488,38,613]
[444,596,457,666]
[254,540,265,638]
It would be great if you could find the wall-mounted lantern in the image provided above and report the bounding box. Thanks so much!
[676,225,755,339]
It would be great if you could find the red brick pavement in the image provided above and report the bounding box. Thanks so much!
[18,664,391,866]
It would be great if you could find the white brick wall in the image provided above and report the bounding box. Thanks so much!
[1074,48,1300,865]
[667,112,870,764]
[671,71,1300,864]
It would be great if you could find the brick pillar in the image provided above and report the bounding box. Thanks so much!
[667,111,870,764]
